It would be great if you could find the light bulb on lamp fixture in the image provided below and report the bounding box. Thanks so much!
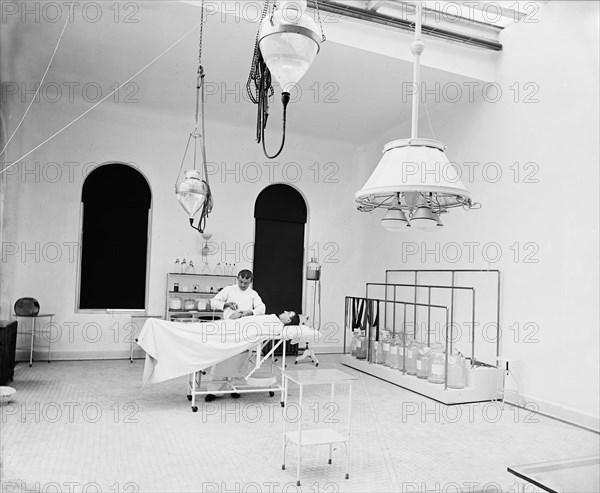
[354,2,480,231]
[381,195,410,232]
[200,232,212,258]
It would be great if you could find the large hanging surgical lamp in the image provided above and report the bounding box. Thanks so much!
[246,0,325,158]
[175,0,213,234]
[355,2,480,232]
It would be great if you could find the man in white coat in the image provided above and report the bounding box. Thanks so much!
[210,269,266,320]
[206,270,266,401]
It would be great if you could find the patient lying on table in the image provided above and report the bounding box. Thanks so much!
[204,311,300,402]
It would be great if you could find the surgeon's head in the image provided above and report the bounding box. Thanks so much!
[278,311,299,326]
[237,270,253,291]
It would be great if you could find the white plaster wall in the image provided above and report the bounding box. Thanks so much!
[356,1,600,428]
[0,100,369,357]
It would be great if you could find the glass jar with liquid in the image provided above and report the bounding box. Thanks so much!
[389,335,402,369]
[447,353,467,389]
[372,332,385,365]
[416,346,432,379]
[356,330,367,360]
[428,350,447,384]
[381,331,391,366]
[406,340,421,375]
[350,330,359,357]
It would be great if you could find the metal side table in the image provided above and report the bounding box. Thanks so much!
[281,369,356,486]
[15,313,55,367]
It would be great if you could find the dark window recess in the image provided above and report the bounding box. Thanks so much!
[79,164,151,310]
[253,184,307,355]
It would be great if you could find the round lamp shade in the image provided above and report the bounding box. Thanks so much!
[176,170,211,219]
[355,139,472,210]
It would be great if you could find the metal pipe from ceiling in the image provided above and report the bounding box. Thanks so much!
[307,0,503,51]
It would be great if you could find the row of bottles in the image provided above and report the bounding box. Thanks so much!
[350,329,467,389]
[174,258,196,274]
[200,262,238,276]
[175,258,238,276]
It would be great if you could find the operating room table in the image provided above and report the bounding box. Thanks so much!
[137,315,319,412]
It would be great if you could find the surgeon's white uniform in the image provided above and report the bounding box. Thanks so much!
[207,284,266,392]
[210,284,266,320]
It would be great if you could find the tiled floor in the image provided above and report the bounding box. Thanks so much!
[1,355,598,492]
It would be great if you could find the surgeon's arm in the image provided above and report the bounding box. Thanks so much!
[211,286,236,310]
[249,292,266,316]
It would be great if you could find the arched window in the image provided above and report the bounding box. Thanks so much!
[253,184,307,315]
[79,164,151,310]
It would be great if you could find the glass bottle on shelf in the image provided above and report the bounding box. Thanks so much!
[181,258,187,274]
[186,260,195,274]
[428,349,446,384]
[377,338,386,364]
[174,258,180,273]
[447,353,467,389]
[406,340,420,375]
[213,263,223,275]
[173,282,180,293]
[381,331,391,366]
[397,334,407,371]
[350,329,359,357]
[232,264,237,276]
[389,335,401,369]
[369,330,384,365]
[356,330,367,360]
[416,346,432,379]
[201,262,211,274]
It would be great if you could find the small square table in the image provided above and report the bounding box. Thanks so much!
[14,313,55,367]
[281,369,357,486]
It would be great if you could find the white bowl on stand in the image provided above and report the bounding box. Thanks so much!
[0,386,16,403]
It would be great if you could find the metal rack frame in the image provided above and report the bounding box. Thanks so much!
[385,269,501,364]
[365,282,476,366]
[344,296,459,389]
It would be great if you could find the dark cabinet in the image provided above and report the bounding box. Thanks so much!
[0,320,18,385]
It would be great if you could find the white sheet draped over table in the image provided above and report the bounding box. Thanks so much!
[137,314,319,385]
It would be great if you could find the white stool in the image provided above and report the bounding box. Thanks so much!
[15,313,55,367]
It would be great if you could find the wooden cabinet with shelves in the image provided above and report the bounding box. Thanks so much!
[166,273,236,321]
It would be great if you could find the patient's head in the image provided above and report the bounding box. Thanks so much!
[278,311,299,326]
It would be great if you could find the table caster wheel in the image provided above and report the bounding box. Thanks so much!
[328,459,332,464]
[294,361,297,364]
[187,395,192,401]
[269,391,275,397]
[316,363,319,367]
[192,406,198,413]
[281,465,285,470]
[280,402,285,407]
[345,474,349,479]
[296,481,300,487]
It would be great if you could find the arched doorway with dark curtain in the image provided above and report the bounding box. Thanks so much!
[253,184,307,318]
